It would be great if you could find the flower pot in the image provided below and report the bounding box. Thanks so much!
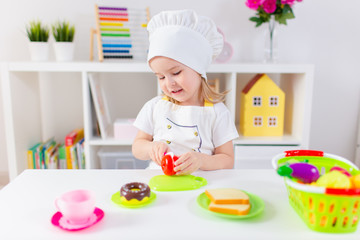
[28,42,50,61]
[53,42,75,61]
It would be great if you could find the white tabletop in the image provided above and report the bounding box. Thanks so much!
[0,169,359,240]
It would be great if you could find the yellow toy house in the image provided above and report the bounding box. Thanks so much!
[239,74,285,136]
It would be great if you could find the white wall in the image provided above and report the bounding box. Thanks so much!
[0,0,359,175]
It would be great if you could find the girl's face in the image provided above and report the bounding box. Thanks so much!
[149,56,202,106]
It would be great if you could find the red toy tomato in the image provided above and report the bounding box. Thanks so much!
[161,152,178,176]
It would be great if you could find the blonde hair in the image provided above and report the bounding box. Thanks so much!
[166,77,229,105]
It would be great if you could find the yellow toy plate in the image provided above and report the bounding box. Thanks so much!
[111,191,156,208]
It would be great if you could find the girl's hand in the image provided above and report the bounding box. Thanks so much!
[174,151,203,175]
[149,141,169,166]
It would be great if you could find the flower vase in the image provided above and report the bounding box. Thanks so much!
[264,16,278,63]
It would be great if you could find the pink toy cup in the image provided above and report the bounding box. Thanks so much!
[55,189,95,225]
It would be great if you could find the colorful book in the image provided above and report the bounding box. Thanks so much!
[58,144,67,169]
[76,138,85,169]
[47,143,60,169]
[34,143,45,169]
[65,128,84,169]
[70,145,78,169]
[41,138,56,169]
[44,142,55,169]
[65,128,84,146]
[49,148,59,169]
[27,142,42,169]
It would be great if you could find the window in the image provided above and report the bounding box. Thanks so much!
[253,96,262,106]
[253,116,263,126]
[269,96,279,106]
[268,117,277,127]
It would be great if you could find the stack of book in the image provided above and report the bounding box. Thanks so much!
[65,128,85,169]
[27,128,85,169]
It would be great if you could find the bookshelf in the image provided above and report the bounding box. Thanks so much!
[1,62,314,180]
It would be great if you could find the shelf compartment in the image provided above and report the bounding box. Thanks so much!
[2,62,314,180]
[234,70,313,146]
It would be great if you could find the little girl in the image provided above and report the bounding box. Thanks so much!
[132,9,239,175]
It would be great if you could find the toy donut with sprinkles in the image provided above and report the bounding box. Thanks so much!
[120,182,151,204]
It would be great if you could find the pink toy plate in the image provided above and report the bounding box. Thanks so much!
[51,207,104,231]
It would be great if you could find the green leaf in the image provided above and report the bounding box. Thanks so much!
[248,2,298,27]
[51,20,75,42]
[249,17,260,22]
[284,11,295,20]
[258,12,270,21]
[249,16,266,27]
[26,20,49,42]
[278,18,287,25]
[282,4,291,14]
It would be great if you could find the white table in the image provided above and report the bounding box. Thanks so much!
[0,169,359,240]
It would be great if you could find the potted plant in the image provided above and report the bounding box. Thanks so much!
[26,20,50,61]
[52,20,75,61]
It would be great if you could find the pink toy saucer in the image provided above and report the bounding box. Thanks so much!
[51,207,104,231]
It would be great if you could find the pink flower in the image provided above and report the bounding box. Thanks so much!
[245,0,264,10]
[262,0,277,13]
[246,0,302,27]
[281,0,295,4]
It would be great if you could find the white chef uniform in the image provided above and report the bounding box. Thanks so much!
[134,96,239,169]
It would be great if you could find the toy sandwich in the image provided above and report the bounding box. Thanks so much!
[205,188,251,215]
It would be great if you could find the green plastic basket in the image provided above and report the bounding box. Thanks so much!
[272,150,360,233]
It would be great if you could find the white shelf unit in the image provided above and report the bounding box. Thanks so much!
[1,62,314,180]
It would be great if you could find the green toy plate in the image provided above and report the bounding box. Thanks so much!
[149,175,207,191]
[111,191,156,209]
[197,191,265,219]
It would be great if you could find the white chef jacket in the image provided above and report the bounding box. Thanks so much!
[133,96,239,168]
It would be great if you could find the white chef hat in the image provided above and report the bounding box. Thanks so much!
[147,9,223,80]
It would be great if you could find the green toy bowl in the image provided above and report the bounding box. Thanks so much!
[272,150,360,233]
